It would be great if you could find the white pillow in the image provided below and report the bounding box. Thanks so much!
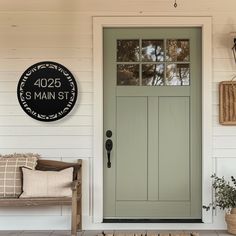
[20,167,73,198]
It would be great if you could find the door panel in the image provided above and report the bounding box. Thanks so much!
[103,27,202,219]
[159,97,190,201]
[116,97,147,200]
[116,201,190,218]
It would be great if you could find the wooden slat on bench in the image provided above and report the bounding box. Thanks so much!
[0,197,74,207]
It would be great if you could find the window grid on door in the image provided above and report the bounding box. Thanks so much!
[116,38,190,86]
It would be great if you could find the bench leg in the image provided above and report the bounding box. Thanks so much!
[71,189,78,236]
[71,183,82,236]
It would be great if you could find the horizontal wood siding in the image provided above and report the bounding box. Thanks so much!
[0,10,93,227]
[0,0,235,229]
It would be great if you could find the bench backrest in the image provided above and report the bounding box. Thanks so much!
[36,159,82,181]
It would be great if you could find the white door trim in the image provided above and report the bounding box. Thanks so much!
[92,16,212,226]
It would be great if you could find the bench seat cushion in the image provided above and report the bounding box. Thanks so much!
[0,154,38,198]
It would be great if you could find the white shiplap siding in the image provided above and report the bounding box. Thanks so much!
[0,0,235,230]
[0,11,93,230]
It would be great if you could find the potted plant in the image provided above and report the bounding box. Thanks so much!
[203,174,236,234]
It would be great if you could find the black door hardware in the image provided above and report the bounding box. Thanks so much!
[105,139,113,168]
[106,130,112,138]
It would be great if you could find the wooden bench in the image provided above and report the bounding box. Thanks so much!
[0,159,82,236]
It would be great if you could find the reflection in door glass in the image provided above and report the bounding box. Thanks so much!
[142,40,164,62]
[117,40,139,62]
[117,64,139,85]
[142,64,165,86]
[166,63,190,85]
[116,38,191,86]
[166,39,190,62]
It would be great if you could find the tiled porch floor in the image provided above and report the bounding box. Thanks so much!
[0,230,232,236]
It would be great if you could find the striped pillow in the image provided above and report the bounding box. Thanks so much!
[0,154,39,198]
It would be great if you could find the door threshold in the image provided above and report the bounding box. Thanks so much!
[103,219,203,223]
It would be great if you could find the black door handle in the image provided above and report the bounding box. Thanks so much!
[105,139,113,168]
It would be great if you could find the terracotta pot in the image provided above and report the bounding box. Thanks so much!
[232,208,236,214]
[225,209,236,235]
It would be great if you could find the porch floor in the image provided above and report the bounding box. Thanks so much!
[0,230,231,236]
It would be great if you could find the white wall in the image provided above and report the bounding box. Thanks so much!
[0,0,236,230]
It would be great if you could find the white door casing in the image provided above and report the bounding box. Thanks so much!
[92,16,212,227]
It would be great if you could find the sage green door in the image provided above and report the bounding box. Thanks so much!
[103,27,202,219]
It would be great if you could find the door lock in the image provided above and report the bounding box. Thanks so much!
[106,130,112,138]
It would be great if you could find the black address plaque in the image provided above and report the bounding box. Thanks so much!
[17,61,78,122]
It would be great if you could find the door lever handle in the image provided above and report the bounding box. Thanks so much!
[105,139,113,168]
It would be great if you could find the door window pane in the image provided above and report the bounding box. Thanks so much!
[142,64,165,86]
[117,40,139,62]
[117,64,139,85]
[166,63,190,85]
[166,39,190,62]
[142,40,164,62]
[116,38,190,86]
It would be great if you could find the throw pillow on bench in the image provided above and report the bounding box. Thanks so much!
[0,153,39,198]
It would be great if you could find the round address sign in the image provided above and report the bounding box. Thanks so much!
[17,61,78,122]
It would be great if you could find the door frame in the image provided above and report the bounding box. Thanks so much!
[93,16,212,225]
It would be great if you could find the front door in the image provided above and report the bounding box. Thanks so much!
[103,27,202,220]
